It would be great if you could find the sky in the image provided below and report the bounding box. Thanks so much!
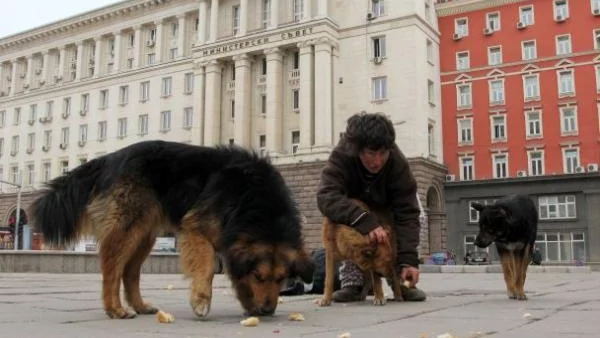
[0,0,124,39]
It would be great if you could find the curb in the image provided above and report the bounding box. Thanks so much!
[420,264,592,273]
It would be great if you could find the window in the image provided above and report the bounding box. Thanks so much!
[259,134,267,157]
[489,79,504,104]
[27,133,35,151]
[140,81,150,101]
[169,48,178,60]
[232,5,240,35]
[563,148,579,173]
[99,89,109,109]
[291,131,300,154]
[81,93,89,112]
[138,114,148,135]
[556,35,572,55]
[560,107,577,134]
[98,121,107,141]
[260,95,267,115]
[554,0,568,20]
[488,46,502,66]
[42,162,51,182]
[486,12,500,31]
[491,115,506,141]
[457,84,472,108]
[455,18,468,36]
[13,108,21,126]
[117,118,127,138]
[60,160,69,175]
[526,111,542,137]
[292,51,300,70]
[292,0,304,22]
[0,111,5,128]
[25,163,35,186]
[519,6,534,25]
[522,40,537,60]
[372,36,386,58]
[184,73,194,94]
[79,124,88,144]
[231,100,235,119]
[11,135,19,155]
[594,30,600,49]
[161,77,172,97]
[183,107,193,129]
[262,0,270,28]
[427,80,435,105]
[458,118,472,144]
[428,123,435,157]
[593,0,600,11]
[43,130,52,147]
[292,89,299,111]
[528,151,544,176]
[372,77,387,100]
[536,232,585,263]
[60,127,69,147]
[46,101,54,117]
[119,85,129,105]
[538,195,576,219]
[261,57,267,75]
[493,154,508,178]
[160,111,171,132]
[596,66,600,92]
[10,165,19,184]
[456,51,469,70]
[558,70,574,96]
[523,74,540,100]
[372,0,385,17]
[426,39,433,64]
[460,157,474,181]
[29,104,37,123]
[469,199,498,222]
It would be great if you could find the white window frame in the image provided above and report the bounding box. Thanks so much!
[593,0,600,12]
[119,85,129,105]
[292,0,304,22]
[79,124,88,144]
[259,134,267,157]
[455,18,468,37]
[262,0,271,28]
[456,51,470,70]
[554,0,569,20]
[525,110,543,138]
[232,5,240,35]
[44,130,52,148]
[11,135,19,155]
[184,73,194,94]
[292,89,300,111]
[140,81,150,102]
[183,107,193,129]
[523,74,540,100]
[491,115,507,141]
[291,130,300,154]
[519,5,534,26]
[372,76,387,101]
[458,118,473,145]
[81,93,89,112]
[557,69,575,96]
[371,0,385,17]
[457,83,472,108]
[486,12,500,31]
[372,36,386,59]
[556,34,572,55]
[489,79,505,105]
[596,65,600,92]
[488,46,502,66]
[138,114,149,136]
[563,148,579,174]
[522,40,537,60]
[99,89,109,109]
[560,106,578,134]
[98,121,107,142]
[460,156,474,181]
[117,118,127,139]
[492,153,508,179]
[538,195,576,219]
[160,111,171,132]
[528,150,544,176]
[27,133,35,151]
[60,127,69,147]
[42,162,51,182]
[161,77,172,97]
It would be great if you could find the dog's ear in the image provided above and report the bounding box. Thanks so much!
[289,250,315,284]
[471,202,485,212]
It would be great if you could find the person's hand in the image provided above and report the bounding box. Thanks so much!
[368,226,389,246]
[400,266,420,288]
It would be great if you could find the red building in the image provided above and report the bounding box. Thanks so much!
[437,0,600,265]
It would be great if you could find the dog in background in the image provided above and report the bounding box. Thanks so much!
[31,140,314,319]
[318,199,403,306]
[471,194,538,300]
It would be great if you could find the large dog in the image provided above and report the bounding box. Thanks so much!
[471,194,538,300]
[318,200,402,306]
[31,140,314,319]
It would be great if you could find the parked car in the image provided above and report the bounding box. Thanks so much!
[429,251,456,265]
[465,251,490,265]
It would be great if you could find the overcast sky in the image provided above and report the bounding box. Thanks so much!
[0,0,123,39]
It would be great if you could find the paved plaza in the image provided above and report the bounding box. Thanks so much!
[0,271,598,338]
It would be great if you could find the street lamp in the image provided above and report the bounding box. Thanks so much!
[0,178,22,250]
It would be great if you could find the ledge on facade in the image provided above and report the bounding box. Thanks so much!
[445,171,600,188]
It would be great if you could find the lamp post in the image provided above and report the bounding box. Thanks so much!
[0,178,23,250]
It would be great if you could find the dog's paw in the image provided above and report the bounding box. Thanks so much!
[515,293,528,301]
[106,307,137,319]
[372,296,386,306]
[134,303,159,315]
[190,295,212,318]
[317,296,332,307]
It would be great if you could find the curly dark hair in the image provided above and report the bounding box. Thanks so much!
[343,112,395,155]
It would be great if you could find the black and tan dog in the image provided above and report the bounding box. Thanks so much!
[318,200,403,306]
[31,140,314,319]
[471,194,538,300]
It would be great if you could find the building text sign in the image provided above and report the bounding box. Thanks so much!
[201,27,315,56]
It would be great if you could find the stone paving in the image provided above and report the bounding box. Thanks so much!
[0,270,598,338]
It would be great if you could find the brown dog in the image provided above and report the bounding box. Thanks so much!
[318,200,403,306]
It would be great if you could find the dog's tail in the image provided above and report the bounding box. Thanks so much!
[31,157,106,247]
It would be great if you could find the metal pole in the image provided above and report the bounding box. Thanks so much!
[14,187,22,250]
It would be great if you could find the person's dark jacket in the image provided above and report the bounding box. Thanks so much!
[316,139,421,268]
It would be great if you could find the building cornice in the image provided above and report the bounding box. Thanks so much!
[436,0,529,17]
[0,0,175,52]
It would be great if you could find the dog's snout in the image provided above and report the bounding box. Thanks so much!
[259,300,275,315]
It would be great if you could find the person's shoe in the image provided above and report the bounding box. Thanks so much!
[401,284,427,301]
[332,286,365,303]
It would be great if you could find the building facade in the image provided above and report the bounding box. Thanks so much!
[0,0,447,254]
[438,0,600,265]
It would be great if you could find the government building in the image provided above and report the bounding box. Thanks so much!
[0,0,447,254]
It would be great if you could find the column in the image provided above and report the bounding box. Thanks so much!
[112,31,121,73]
[197,0,208,45]
[24,56,33,90]
[193,62,206,145]
[318,0,329,17]
[302,0,312,21]
[57,46,66,81]
[75,42,84,80]
[154,20,163,63]
[203,60,222,146]
[209,0,219,42]
[298,42,314,151]
[9,60,17,96]
[265,48,283,154]
[269,0,279,29]
[233,54,251,147]
[133,25,142,69]
[239,0,248,35]
[176,15,186,58]
[94,37,102,77]
[40,51,49,85]
[0,63,4,93]
[313,40,333,148]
